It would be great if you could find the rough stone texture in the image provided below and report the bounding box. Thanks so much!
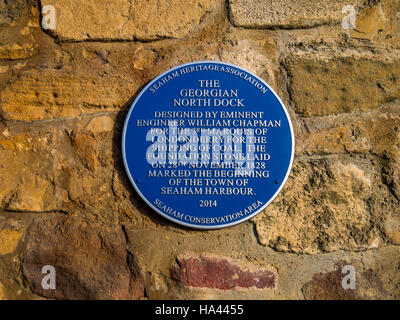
[21,215,145,300]
[0,115,163,226]
[284,54,400,117]
[126,228,400,299]
[0,43,36,60]
[72,133,98,171]
[351,6,386,40]
[0,127,57,212]
[85,116,114,134]
[0,69,137,121]
[0,0,399,301]
[219,29,279,89]
[0,281,5,299]
[302,262,360,300]
[296,103,400,157]
[229,0,360,28]
[170,254,277,289]
[0,229,24,255]
[303,259,400,300]
[132,47,159,70]
[0,0,31,23]
[383,216,400,244]
[41,0,221,41]
[0,212,32,256]
[254,155,399,254]
[295,103,400,210]
[345,0,400,46]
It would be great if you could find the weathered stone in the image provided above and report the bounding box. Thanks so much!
[228,0,358,29]
[85,116,114,134]
[302,259,400,300]
[0,282,5,300]
[254,157,390,254]
[284,55,400,117]
[0,43,36,60]
[6,176,54,212]
[297,104,400,157]
[170,254,277,289]
[381,0,400,48]
[0,129,57,212]
[0,0,30,22]
[127,225,400,299]
[133,47,159,70]
[41,0,220,42]
[72,133,98,171]
[0,212,31,260]
[0,116,157,227]
[383,216,400,244]
[393,161,400,201]
[0,229,24,255]
[0,69,137,121]
[0,65,9,73]
[297,104,400,203]
[21,216,145,300]
[0,0,39,63]
[340,0,400,47]
[219,30,279,89]
[351,6,386,40]
[302,262,360,300]
[0,0,398,302]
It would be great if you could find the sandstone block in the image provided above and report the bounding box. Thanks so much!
[229,0,358,28]
[0,0,30,23]
[6,175,53,212]
[21,216,145,299]
[348,0,400,47]
[0,129,57,212]
[0,69,137,121]
[0,282,5,300]
[284,55,400,117]
[350,6,386,40]
[219,30,279,89]
[72,133,98,171]
[254,157,388,254]
[383,216,400,244]
[132,47,159,70]
[297,104,400,157]
[302,262,359,300]
[85,116,114,134]
[297,104,400,201]
[0,43,36,60]
[0,229,24,255]
[0,65,9,73]
[41,0,219,42]
[303,258,400,300]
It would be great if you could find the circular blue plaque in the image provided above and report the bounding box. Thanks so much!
[122,61,294,229]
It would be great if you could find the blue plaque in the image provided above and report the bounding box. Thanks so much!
[122,61,294,229]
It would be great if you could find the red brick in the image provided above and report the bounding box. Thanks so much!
[170,255,277,290]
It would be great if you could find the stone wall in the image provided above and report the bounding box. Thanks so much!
[0,0,399,300]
